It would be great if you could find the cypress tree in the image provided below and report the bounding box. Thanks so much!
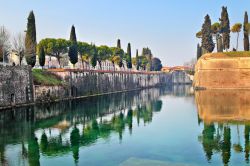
[197,43,202,60]
[201,15,215,53]
[39,47,45,68]
[127,43,132,69]
[118,59,123,68]
[68,25,78,66]
[25,11,37,67]
[136,49,139,70]
[220,6,230,51]
[244,11,249,51]
[217,35,223,52]
[117,39,121,49]
[70,25,77,43]
[90,45,97,68]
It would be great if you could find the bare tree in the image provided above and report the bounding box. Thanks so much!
[0,26,11,64]
[12,32,25,65]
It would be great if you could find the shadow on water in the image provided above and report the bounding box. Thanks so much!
[195,89,250,166]
[0,88,169,166]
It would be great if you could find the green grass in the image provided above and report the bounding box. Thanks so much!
[223,51,250,57]
[207,51,250,58]
[32,69,63,86]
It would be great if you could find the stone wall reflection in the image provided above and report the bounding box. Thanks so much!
[0,88,165,165]
[196,90,250,165]
[195,90,250,123]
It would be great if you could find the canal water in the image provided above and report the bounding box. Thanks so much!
[0,86,249,166]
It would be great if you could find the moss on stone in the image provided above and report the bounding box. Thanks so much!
[32,69,63,86]
[203,51,250,58]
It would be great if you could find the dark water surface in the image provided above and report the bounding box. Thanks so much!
[0,86,249,166]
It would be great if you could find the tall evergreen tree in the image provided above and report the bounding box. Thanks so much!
[127,43,132,68]
[117,39,121,49]
[217,36,223,52]
[70,25,77,43]
[220,6,230,51]
[197,43,202,59]
[90,45,97,68]
[68,25,78,66]
[244,11,249,51]
[201,15,215,53]
[136,49,139,70]
[38,47,45,68]
[115,39,123,67]
[25,11,37,67]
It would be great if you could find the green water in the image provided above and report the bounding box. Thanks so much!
[0,86,249,166]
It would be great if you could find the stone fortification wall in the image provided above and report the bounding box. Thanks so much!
[0,65,33,107]
[194,54,250,89]
[34,70,170,101]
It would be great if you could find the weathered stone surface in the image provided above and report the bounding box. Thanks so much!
[195,90,250,123]
[34,85,68,102]
[0,65,33,107]
[0,66,171,107]
[34,70,170,100]
[171,71,192,84]
[194,53,250,89]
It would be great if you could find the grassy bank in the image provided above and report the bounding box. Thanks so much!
[205,51,250,58]
[32,69,64,86]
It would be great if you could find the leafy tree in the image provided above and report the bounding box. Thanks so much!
[37,38,69,67]
[201,14,215,53]
[12,33,25,65]
[117,39,121,49]
[211,22,220,34]
[140,55,149,70]
[68,25,78,66]
[97,45,112,69]
[231,23,242,50]
[244,11,249,51]
[142,47,152,57]
[151,57,162,71]
[78,42,92,69]
[220,6,230,51]
[196,31,202,38]
[111,55,122,67]
[142,47,153,71]
[197,22,220,52]
[25,11,37,67]
[0,26,10,63]
[38,46,45,68]
[126,43,132,69]
[211,22,222,52]
[110,47,124,67]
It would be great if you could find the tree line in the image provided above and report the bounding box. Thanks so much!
[0,11,163,71]
[196,6,250,59]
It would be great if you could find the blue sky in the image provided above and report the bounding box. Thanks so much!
[1,0,250,66]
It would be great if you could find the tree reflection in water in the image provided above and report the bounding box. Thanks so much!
[0,88,165,165]
[196,90,250,165]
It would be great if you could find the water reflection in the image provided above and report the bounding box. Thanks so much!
[0,88,166,165]
[195,90,250,123]
[196,90,250,165]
